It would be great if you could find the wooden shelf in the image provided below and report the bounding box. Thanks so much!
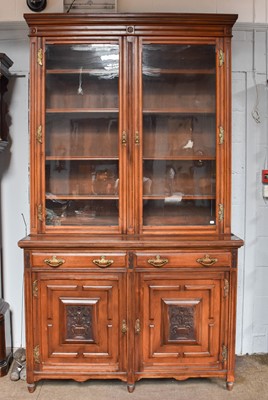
[143,68,215,75]
[143,155,216,161]
[46,69,118,75]
[143,215,215,226]
[46,108,119,114]
[46,194,119,200]
[46,156,119,161]
[45,68,214,76]
[143,195,215,200]
[53,215,119,226]
[143,108,215,114]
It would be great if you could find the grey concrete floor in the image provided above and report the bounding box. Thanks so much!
[0,355,267,400]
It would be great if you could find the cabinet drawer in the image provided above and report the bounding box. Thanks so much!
[31,252,127,269]
[135,251,231,269]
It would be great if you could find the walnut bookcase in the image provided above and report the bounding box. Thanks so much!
[19,13,243,393]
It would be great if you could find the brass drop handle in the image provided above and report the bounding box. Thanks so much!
[92,255,114,268]
[122,319,127,334]
[147,255,169,268]
[135,318,141,335]
[44,255,65,268]
[196,254,218,267]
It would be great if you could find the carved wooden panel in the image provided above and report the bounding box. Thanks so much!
[137,273,226,371]
[37,274,126,372]
[65,302,94,342]
[167,302,197,342]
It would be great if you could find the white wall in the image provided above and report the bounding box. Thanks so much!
[0,28,29,348]
[0,0,63,21]
[231,27,268,354]
[0,0,268,23]
[0,1,268,354]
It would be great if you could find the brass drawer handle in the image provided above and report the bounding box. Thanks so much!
[147,255,168,268]
[92,255,114,268]
[44,255,65,268]
[196,254,218,267]
[135,318,141,335]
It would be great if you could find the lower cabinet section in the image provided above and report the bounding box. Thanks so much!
[22,246,239,393]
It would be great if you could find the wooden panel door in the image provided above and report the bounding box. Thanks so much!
[135,271,228,374]
[33,272,127,374]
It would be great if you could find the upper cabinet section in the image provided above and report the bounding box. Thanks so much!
[25,13,237,235]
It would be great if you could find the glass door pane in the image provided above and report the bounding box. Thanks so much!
[45,44,120,227]
[142,44,216,227]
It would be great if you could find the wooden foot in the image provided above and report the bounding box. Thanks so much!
[27,383,36,393]
[127,383,135,393]
[226,381,234,391]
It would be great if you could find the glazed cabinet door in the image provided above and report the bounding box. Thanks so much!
[30,34,231,236]
[31,272,127,375]
[135,38,229,234]
[134,270,229,375]
[32,39,127,234]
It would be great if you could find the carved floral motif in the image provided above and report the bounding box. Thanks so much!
[66,305,93,341]
[168,305,195,341]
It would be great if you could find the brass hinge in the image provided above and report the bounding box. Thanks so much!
[36,125,42,143]
[135,131,140,145]
[222,344,228,363]
[37,48,43,66]
[135,318,141,335]
[218,204,224,222]
[121,319,127,334]
[219,126,224,145]
[37,204,43,222]
[33,280,38,297]
[224,278,229,297]
[122,131,127,146]
[219,49,224,67]
[33,345,40,364]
